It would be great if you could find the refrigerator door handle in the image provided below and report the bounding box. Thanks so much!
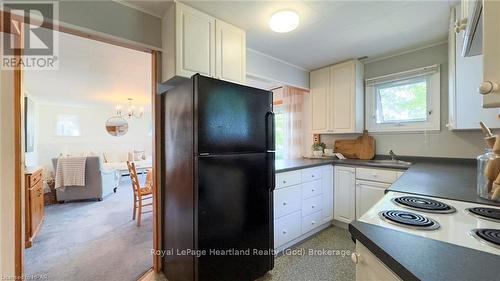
[267,153,276,191]
[265,111,275,151]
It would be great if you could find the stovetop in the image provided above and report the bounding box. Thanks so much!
[379,210,440,230]
[359,192,500,255]
[391,196,456,213]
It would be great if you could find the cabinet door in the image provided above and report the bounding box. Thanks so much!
[355,180,390,220]
[321,166,334,223]
[482,0,500,108]
[451,7,500,129]
[330,61,355,133]
[30,182,43,234]
[334,166,355,223]
[310,67,330,133]
[355,242,402,281]
[176,3,215,78]
[216,20,246,84]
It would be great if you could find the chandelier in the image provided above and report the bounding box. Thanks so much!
[115,98,144,119]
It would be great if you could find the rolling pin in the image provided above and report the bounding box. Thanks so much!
[479,121,496,149]
[492,172,500,200]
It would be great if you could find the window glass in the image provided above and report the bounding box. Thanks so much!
[56,114,80,136]
[375,77,428,124]
[274,108,284,160]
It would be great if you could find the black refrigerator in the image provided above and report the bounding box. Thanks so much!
[161,74,275,281]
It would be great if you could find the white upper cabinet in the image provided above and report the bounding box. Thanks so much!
[216,20,246,84]
[162,3,246,84]
[310,67,330,133]
[310,60,364,134]
[449,6,499,129]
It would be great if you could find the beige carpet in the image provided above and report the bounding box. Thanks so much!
[24,177,153,281]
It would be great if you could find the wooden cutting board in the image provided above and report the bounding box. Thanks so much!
[334,130,375,160]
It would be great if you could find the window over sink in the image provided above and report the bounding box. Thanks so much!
[366,65,441,132]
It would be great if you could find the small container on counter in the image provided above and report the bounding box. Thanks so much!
[477,148,500,202]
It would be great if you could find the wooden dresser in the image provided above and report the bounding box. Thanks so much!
[25,167,44,248]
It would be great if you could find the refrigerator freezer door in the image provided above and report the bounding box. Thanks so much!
[195,75,273,154]
[196,152,274,280]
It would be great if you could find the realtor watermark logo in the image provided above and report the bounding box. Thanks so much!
[1,1,59,70]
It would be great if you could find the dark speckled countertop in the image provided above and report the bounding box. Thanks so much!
[275,159,334,172]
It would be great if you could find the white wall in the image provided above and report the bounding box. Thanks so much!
[35,103,152,173]
[247,48,310,90]
[319,43,495,159]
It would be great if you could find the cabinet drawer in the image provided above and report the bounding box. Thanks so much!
[301,211,323,234]
[276,170,301,189]
[301,167,322,183]
[274,185,301,219]
[30,170,43,187]
[274,211,301,248]
[356,168,398,183]
[301,180,322,199]
[302,195,323,217]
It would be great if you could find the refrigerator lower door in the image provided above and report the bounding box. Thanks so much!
[196,152,274,281]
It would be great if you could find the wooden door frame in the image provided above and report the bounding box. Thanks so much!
[5,10,163,278]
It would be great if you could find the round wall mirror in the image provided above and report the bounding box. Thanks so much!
[105,116,129,136]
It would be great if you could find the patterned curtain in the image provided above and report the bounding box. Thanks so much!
[282,86,306,159]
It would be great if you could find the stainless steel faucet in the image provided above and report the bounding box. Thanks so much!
[389,150,397,160]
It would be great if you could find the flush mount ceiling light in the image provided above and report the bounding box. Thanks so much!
[269,10,299,33]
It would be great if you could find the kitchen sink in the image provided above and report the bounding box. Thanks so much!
[370,159,412,166]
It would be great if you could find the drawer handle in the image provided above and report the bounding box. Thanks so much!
[282,201,287,206]
[372,173,378,177]
[351,252,360,264]
[282,229,287,234]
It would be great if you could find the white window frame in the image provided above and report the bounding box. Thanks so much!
[365,65,441,133]
[56,114,81,136]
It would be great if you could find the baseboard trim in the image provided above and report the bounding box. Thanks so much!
[332,220,349,230]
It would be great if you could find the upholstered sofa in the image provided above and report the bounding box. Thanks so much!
[52,156,118,202]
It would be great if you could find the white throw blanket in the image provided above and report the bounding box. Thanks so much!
[55,157,87,191]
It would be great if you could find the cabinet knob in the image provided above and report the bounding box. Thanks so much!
[311,221,316,225]
[311,188,315,192]
[479,81,499,95]
[282,201,287,206]
[312,205,315,209]
[351,252,360,264]
[283,180,287,184]
[311,175,315,178]
[282,229,287,234]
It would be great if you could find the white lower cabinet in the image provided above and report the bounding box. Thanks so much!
[274,165,334,249]
[355,180,390,220]
[274,185,301,219]
[334,166,356,223]
[274,211,301,248]
[353,241,401,281]
[301,211,323,234]
[334,166,404,224]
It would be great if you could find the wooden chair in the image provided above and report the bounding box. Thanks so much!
[127,161,153,226]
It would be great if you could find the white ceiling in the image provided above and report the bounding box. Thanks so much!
[24,31,152,109]
[123,0,456,71]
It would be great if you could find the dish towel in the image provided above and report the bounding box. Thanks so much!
[55,156,87,191]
